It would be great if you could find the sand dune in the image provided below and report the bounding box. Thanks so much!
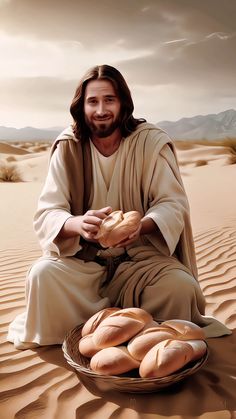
[176,143,236,167]
[15,154,49,182]
[0,155,48,183]
[0,141,235,419]
[0,142,32,155]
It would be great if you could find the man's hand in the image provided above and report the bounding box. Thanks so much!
[76,207,112,241]
[58,206,112,241]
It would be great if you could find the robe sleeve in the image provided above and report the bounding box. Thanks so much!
[33,148,82,256]
[144,143,189,256]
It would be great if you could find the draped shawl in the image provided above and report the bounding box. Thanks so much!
[46,122,198,279]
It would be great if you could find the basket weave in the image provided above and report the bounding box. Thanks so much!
[62,323,209,393]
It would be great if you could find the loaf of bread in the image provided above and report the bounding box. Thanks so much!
[186,339,208,361]
[79,309,206,378]
[81,307,120,337]
[161,319,206,340]
[92,308,153,349]
[127,326,177,361]
[90,346,140,375]
[78,333,100,358]
[139,338,207,378]
[95,210,142,247]
[127,318,205,361]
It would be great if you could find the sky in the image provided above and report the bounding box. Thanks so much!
[0,0,236,129]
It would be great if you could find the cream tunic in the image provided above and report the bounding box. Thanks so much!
[89,139,126,258]
[89,138,120,205]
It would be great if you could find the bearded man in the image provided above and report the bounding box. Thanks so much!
[8,65,231,349]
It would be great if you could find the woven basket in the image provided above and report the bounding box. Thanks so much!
[62,323,209,393]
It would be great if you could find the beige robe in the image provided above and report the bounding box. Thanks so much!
[7,123,231,347]
[34,123,198,276]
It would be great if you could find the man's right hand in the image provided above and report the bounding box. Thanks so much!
[58,206,112,241]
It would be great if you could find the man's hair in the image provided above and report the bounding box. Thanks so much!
[70,64,146,141]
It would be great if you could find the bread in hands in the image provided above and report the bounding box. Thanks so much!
[92,308,153,349]
[90,346,140,375]
[161,319,205,340]
[81,307,120,337]
[139,338,207,378]
[96,210,141,247]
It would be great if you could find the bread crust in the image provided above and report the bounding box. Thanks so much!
[90,346,140,375]
[96,210,141,247]
[81,307,120,337]
[139,338,207,378]
[78,333,100,358]
[161,319,206,340]
[92,315,145,348]
[128,319,206,361]
[108,307,153,324]
[127,326,177,361]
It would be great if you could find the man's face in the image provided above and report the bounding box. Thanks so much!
[84,79,121,138]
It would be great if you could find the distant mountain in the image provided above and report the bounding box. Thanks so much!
[0,126,63,141]
[157,109,236,140]
[1,109,236,141]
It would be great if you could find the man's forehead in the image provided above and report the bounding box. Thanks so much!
[85,79,117,98]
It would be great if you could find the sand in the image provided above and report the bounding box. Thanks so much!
[0,140,235,419]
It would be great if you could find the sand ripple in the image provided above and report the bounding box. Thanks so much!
[194,222,236,330]
[0,228,235,418]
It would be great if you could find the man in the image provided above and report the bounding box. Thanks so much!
[8,64,230,349]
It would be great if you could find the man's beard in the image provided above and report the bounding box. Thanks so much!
[85,116,120,138]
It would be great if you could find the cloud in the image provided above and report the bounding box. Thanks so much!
[0,0,235,126]
[117,33,236,90]
[205,31,235,40]
[1,0,235,85]
[1,73,236,129]
[162,39,188,45]
[1,0,235,47]
[0,76,76,108]
[0,31,152,79]
[0,0,164,46]
[0,77,77,127]
[133,83,236,124]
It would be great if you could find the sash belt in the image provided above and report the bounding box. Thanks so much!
[74,240,131,283]
[74,240,102,262]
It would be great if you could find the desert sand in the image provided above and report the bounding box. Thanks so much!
[0,139,235,419]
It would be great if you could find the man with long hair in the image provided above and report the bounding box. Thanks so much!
[8,65,230,349]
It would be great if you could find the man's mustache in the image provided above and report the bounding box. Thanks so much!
[94,115,111,120]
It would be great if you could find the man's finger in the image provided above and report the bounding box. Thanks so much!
[98,206,113,218]
[83,221,100,232]
[87,207,112,220]
[99,206,112,214]
[84,216,103,226]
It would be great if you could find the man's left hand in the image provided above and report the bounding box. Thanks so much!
[113,223,142,248]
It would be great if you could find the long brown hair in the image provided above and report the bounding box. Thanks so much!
[70,64,146,141]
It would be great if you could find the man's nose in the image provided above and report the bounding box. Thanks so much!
[96,101,106,116]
